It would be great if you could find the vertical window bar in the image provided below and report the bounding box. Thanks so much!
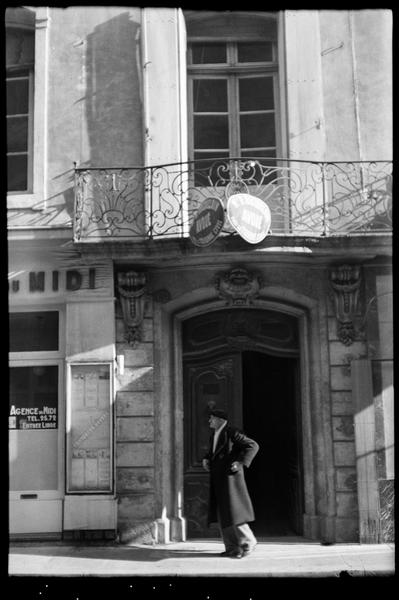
[228,75,237,158]
[27,68,34,192]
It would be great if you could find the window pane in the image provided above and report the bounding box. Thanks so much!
[194,151,230,163]
[7,116,28,152]
[9,312,59,352]
[191,43,227,64]
[7,154,28,191]
[9,366,58,491]
[7,77,29,115]
[6,29,35,68]
[193,79,228,112]
[194,115,229,149]
[241,150,276,162]
[240,113,276,148]
[239,77,274,111]
[237,42,273,62]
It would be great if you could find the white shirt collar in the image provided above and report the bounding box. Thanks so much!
[212,421,227,452]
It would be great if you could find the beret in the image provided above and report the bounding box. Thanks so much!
[209,408,228,420]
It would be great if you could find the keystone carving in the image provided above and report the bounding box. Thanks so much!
[214,267,262,306]
[117,271,147,345]
[330,264,362,346]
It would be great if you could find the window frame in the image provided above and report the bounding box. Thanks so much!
[187,34,282,163]
[6,66,35,193]
[9,357,65,500]
[9,304,65,500]
[6,7,49,209]
[9,305,65,362]
[65,362,114,495]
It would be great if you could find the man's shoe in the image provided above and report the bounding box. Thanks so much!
[242,544,257,556]
[228,550,244,558]
[219,551,232,556]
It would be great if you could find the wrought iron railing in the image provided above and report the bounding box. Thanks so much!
[73,158,392,242]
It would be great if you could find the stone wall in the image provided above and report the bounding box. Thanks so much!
[115,297,157,543]
[371,270,394,542]
[326,268,370,542]
[326,263,394,543]
[112,262,393,544]
[328,312,364,541]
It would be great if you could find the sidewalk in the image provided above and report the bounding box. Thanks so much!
[8,536,395,578]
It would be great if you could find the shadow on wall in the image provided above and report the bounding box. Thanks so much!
[7,179,76,227]
[85,11,143,167]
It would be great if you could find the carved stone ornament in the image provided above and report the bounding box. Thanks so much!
[215,267,262,306]
[330,264,362,346]
[117,271,147,344]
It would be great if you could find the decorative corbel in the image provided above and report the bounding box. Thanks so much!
[117,271,147,345]
[329,264,362,346]
[214,267,262,306]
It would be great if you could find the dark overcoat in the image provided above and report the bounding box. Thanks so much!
[204,425,259,529]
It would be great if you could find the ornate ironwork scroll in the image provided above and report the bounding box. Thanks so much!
[74,159,392,241]
[214,267,262,306]
[116,271,147,344]
[330,264,362,346]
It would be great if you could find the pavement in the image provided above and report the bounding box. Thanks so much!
[8,536,395,578]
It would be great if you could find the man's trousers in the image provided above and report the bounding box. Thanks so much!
[220,522,257,553]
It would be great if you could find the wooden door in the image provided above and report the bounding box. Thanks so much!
[183,353,242,537]
[287,360,304,534]
[9,362,64,537]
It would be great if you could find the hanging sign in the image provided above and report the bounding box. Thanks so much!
[189,197,225,247]
[227,193,271,244]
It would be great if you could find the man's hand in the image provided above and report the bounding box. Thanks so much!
[230,461,242,472]
[202,458,210,472]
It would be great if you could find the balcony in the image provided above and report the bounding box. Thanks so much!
[73,158,392,243]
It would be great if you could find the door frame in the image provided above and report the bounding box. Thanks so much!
[182,343,303,537]
[152,281,335,541]
[9,357,65,536]
[9,304,66,536]
[158,287,334,541]
[178,305,308,536]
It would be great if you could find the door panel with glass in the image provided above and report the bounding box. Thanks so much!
[9,309,64,537]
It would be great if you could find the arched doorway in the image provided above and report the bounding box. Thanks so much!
[182,308,303,538]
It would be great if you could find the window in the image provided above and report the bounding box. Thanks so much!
[9,311,59,352]
[9,366,59,490]
[9,308,63,495]
[6,8,35,193]
[186,12,280,182]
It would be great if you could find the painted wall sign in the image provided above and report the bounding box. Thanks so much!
[227,193,271,244]
[8,268,96,294]
[9,401,57,430]
[9,365,58,430]
[189,197,225,247]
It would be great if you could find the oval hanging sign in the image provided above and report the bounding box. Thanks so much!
[227,193,271,244]
[189,197,225,247]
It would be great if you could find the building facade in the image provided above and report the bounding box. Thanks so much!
[7,8,393,544]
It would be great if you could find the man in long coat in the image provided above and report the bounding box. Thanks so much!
[202,408,259,558]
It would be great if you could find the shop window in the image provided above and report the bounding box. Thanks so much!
[66,364,113,494]
[6,8,35,193]
[9,311,59,352]
[9,365,59,491]
[9,307,63,499]
[186,12,280,184]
